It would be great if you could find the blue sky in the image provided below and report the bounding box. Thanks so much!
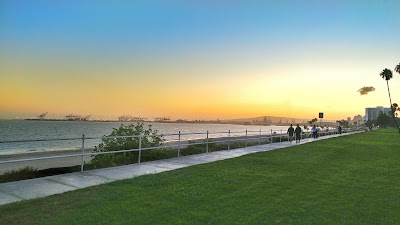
[2,1,398,55]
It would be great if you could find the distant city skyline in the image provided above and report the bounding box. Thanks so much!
[1,1,399,121]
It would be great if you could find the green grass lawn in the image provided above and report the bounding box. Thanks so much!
[0,129,399,224]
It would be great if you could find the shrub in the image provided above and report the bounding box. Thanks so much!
[0,166,81,183]
[141,148,178,162]
[0,167,38,183]
[91,123,165,168]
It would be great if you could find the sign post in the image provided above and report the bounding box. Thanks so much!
[319,112,324,127]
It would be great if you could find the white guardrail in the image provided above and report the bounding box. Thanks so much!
[0,128,361,172]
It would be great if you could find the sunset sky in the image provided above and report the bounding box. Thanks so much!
[1,1,399,121]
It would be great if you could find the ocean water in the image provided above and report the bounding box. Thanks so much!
[0,120,289,155]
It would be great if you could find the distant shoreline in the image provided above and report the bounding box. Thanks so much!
[20,118,279,126]
[19,118,327,126]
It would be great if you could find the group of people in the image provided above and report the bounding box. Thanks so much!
[287,124,343,143]
[287,124,302,143]
[286,124,322,143]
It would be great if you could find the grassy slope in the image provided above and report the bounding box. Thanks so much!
[0,129,399,224]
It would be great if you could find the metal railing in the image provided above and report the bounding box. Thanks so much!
[0,127,360,172]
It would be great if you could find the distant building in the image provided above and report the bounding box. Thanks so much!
[352,115,363,125]
[365,106,391,121]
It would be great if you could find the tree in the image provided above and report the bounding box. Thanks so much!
[380,68,393,105]
[336,119,349,128]
[364,119,375,130]
[376,111,392,128]
[91,123,165,168]
[380,68,400,133]
[308,118,318,125]
[391,102,400,126]
[395,63,400,74]
[365,119,375,128]
[393,103,399,113]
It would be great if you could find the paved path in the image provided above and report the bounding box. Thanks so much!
[0,132,358,206]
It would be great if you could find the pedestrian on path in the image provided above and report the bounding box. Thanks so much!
[338,125,342,134]
[312,125,318,138]
[295,124,302,143]
[287,124,294,142]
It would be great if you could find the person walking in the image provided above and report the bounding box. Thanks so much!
[311,125,318,138]
[287,124,294,142]
[295,124,302,143]
[338,125,342,134]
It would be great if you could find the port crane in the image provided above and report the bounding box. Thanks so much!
[65,113,90,121]
[81,114,91,121]
[154,116,171,122]
[118,115,147,122]
[38,112,48,120]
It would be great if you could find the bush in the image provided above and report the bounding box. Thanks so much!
[0,166,81,183]
[0,167,38,183]
[91,123,165,168]
[141,148,178,162]
[180,143,206,156]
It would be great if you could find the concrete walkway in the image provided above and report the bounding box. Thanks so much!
[0,132,358,206]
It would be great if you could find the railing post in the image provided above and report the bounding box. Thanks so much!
[259,129,261,145]
[206,130,209,153]
[138,135,142,163]
[280,129,282,142]
[178,131,181,157]
[228,130,230,150]
[270,129,273,143]
[81,134,85,172]
[245,130,248,148]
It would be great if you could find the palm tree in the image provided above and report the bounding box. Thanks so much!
[380,68,399,133]
[380,68,393,106]
[395,63,400,74]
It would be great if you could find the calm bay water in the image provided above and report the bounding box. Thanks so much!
[0,120,289,155]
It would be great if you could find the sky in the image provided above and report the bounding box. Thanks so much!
[1,0,399,121]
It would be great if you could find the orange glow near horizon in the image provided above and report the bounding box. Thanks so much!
[2,56,398,121]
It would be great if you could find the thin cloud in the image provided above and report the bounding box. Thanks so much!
[358,86,375,95]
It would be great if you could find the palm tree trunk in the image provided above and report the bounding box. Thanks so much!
[387,80,392,106]
[386,80,400,133]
